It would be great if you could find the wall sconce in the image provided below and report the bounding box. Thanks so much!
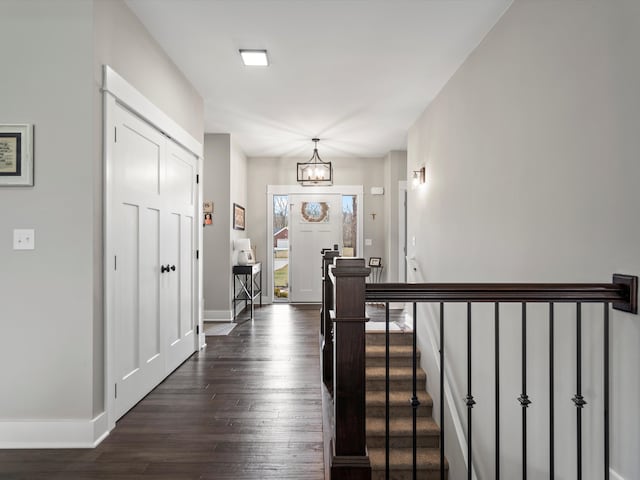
[412,166,426,188]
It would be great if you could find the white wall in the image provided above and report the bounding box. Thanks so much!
[384,151,407,282]
[93,0,204,142]
[230,137,249,271]
[408,1,640,479]
[203,134,231,318]
[0,0,203,446]
[0,0,95,422]
[202,134,248,319]
[229,138,249,316]
[246,155,386,302]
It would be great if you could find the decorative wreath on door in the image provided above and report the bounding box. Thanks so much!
[300,202,330,223]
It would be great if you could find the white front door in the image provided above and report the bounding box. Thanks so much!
[289,194,342,303]
[112,103,196,419]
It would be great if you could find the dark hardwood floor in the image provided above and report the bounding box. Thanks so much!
[0,304,325,479]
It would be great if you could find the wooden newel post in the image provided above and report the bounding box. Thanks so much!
[330,257,371,480]
[322,247,341,393]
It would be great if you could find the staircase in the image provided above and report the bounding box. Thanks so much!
[366,330,448,480]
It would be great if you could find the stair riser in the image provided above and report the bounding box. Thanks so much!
[367,405,432,418]
[367,334,414,347]
[372,469,446,480]
[367,356,419,367]
[367,379,426,391]
[367,436,440,449]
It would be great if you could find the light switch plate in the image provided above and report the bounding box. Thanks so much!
[13,229,35,250]
[365,238,373,246]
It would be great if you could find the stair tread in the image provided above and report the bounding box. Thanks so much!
[366,332,415,346]
[366,366,426,380]
[369,447,447,470]
[366,345,420,357]
[367,390,432,407]
[367,416,439,436]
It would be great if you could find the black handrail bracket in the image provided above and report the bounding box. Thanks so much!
[612,274,638,314]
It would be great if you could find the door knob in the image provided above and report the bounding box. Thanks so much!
[161,264,170,273]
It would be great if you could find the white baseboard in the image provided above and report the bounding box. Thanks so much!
[610,468,624,480]
[204,310,233,321]
[0,412,109,449]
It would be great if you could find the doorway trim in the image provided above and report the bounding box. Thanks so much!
[103,66,203,433]
[266,185,364,304]
[398,180,407,282]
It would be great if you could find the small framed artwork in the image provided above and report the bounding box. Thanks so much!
[233,203,245,230]
[0,124,34,186]
[369,257,382,267]
[203,201,214,214]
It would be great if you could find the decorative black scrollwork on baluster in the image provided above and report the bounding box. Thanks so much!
[572,394,587,408]
[518,394,532,408]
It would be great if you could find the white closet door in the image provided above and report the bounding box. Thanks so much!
[289,194,342,303]
[163,142,197,373]
[112,104,197,419]
[113,104,165,419]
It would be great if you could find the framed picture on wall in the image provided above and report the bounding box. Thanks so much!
[233,203,245,230]
[0,124,34,186]
[369,257,382,267]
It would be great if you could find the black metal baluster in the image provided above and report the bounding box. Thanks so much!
[386,302,390,480]
[549,303,555,480]
[466,302,475,480]
[411,302,419,480]
[604,303,610,480]
[495,302,500,480]
[440,302,445,480]
[572,303,586,480]
[518,303,531,480]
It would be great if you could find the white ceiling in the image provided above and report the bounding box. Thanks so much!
[125,0,512,159]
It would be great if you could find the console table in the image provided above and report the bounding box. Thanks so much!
[232,262,262,321]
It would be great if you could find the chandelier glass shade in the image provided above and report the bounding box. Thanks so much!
[297,138,333,185]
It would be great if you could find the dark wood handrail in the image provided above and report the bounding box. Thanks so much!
[366,277,636,312]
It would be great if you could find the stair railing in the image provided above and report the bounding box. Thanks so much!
[324,255,637,480]
[321,246,340,393]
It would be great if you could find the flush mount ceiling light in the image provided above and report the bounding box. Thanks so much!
[239,49,269,66]
[297,138,333,186]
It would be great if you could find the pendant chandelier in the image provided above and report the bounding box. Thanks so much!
[297,138,333,185]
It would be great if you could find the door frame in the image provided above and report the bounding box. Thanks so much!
[266,185,364,304]
[398,181,407,282]
[103,66,203,431]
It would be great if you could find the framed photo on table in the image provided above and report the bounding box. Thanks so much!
[369,257,382,267]
[0,124,33,186]
[233,203,245,230]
